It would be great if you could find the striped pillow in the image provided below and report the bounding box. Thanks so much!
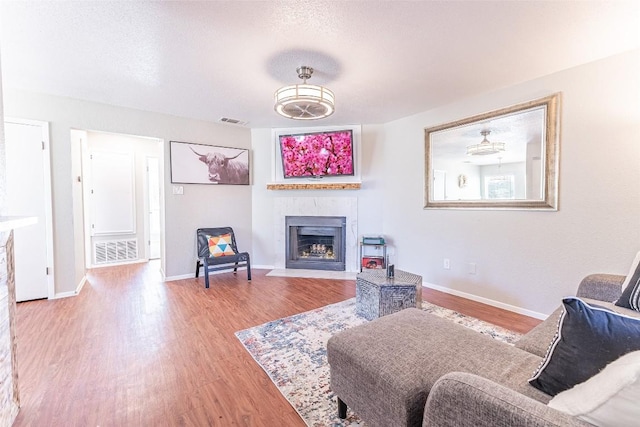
[616,251,640,312]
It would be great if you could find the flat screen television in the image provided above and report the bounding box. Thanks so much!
[279,129,354,179]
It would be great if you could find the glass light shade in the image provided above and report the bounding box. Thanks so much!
[466,141,506,156]
[274,83,335,120]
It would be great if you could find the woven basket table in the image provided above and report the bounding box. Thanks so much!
[355,269,423,320]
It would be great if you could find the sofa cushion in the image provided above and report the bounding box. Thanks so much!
[548,350,640,427]
[514,306,563,358]
[515,298,640,358]
[529,297,640,396]
[615,251,640,311]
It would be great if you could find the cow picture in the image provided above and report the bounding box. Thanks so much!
[170,141,250,185]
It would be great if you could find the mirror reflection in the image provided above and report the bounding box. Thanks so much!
[425,94,560,210]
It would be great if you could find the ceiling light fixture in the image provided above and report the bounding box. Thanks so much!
[466,130,505,156]
[274,66,335,120]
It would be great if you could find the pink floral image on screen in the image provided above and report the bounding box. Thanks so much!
[279,130,354,178]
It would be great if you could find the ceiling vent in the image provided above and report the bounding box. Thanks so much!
[219,117,249,126]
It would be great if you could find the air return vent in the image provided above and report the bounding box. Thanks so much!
[219,117,248,126]
[94,239,138,265]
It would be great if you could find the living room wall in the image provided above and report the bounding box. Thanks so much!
[381,49,640,317]
[250,50,639,318]
[250,124,387,269]
[2,90,252,295]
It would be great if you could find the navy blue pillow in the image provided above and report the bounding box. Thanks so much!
[529,297,640,396]
[615,258,640,311]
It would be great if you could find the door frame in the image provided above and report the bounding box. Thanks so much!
[5,117,55,299]
[145,156,161,260]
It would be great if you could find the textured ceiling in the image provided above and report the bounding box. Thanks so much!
[0,1,638,129]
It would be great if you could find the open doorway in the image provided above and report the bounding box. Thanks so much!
[72,130,164,269]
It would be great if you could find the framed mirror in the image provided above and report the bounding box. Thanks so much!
[425,93,560,210]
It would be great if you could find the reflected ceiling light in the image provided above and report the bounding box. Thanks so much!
[466,130,505,156]
[274,66,335,120]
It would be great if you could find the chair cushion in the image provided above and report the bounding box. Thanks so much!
[207,233,236,257]
[529,297,640,396]
[615,251,640,311]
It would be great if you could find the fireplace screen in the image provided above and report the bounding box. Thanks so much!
[296,228,336,260]
[285,216,346,271]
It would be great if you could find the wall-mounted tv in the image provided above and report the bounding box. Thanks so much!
[279,129,354,179]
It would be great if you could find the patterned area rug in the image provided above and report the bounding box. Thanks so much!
[235,298,521,427]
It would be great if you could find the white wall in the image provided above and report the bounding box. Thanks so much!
[382,50,640,316]
[250,124,388,268]
[2,90,252,293]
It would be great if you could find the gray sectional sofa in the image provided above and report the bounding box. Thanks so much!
[327,274,636,427]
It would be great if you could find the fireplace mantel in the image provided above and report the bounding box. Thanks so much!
[267,182,361,191]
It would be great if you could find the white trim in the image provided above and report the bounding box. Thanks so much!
[89,258,147,269]
[52,275,86,299]
[4,117,56,300]
[165,266,248,283]
[53,291,78,299]
[76,275,87,294]
[253,264,275,270]
[164,273,196,282]
[422,281,548,320]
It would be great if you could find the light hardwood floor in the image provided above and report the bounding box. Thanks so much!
[14,262,541,426]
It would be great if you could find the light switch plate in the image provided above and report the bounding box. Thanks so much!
[172,185,184,195]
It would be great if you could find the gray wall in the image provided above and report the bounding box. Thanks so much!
[251,50,639,318]
[2,90,252,294]
[3,50,638,317]
[381,50,640,316]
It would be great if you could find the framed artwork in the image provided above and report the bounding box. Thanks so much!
[362,257,384,270]
[170,141,250,185]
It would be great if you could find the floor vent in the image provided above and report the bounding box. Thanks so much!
[94,239,138,264]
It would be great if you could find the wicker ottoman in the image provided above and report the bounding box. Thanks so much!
[356,269,422,320]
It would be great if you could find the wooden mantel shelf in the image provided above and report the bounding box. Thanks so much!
[267,182,361,190]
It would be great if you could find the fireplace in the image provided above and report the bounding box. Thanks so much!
[285,216,346,271]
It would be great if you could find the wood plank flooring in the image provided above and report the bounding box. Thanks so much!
[13,262,541,426]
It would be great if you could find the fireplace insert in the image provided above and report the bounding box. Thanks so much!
[285,216,346,271]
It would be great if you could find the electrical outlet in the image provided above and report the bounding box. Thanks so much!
[468,262,477,274]
[443,258,450,270]
[172,185,184,195]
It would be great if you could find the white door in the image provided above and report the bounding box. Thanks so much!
[146,157,161,259]
[4,119,54,301]
[433,170,447,201]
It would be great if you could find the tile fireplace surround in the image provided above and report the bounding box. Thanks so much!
[273,197,358,272]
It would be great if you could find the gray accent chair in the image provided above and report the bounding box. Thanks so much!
[327,274,634,427]
[195,227,251,288]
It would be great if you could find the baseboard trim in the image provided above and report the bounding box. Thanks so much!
[164,273,196,282]
[89,259,148,269]
[164,266,249,282]
[422,281,548,320]
[51,275,87,299]
[253,264,275,270]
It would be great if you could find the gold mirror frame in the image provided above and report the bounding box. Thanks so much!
[424,93,561,210]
